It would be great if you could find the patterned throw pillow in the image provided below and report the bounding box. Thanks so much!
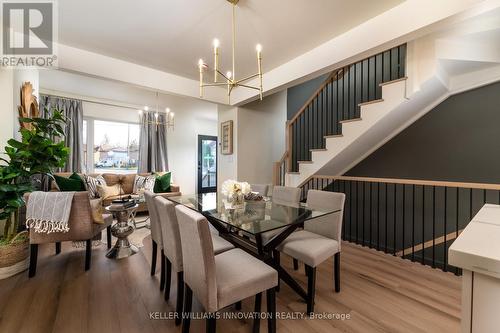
[84,174,106,199]
[133,174,157,194]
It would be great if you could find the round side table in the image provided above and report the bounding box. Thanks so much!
[105,204,139,259]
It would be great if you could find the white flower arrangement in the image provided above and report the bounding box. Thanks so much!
[221,180,252,197]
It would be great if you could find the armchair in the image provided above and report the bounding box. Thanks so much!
[26,192,113,277]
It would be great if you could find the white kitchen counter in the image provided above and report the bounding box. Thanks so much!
[449,204,500,333]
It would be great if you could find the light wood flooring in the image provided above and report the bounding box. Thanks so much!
[0,237,461,333]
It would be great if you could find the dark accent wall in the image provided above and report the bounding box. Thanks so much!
[286,73,328,120]
[345,81,500,184]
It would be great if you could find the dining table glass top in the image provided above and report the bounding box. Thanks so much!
[168,192,340,236]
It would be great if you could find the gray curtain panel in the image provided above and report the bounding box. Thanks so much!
[138,112,168,173]
[39,94,84,173]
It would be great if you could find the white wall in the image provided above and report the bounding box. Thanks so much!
[217,91,287,188]
[40,69,218,194]
[237,91,287,184]
[217,104,238,191]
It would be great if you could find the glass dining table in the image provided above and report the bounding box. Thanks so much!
[169,192,340,301]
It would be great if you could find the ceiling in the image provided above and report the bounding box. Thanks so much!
[58,0,404,81]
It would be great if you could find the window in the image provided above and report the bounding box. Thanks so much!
[83,119,140,174]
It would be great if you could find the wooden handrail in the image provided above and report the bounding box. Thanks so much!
[288,67,347,125]
[300,175,500,191]
[273,151,289,185]
[286,67,348,172]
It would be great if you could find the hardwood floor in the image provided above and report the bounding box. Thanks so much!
[0,237,461,333]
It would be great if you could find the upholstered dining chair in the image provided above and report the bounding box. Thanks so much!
[25,192,113,277]
[154,196,234,326]
[175,205,278,333]
[144,190,166,291]
[271,185,301,204]
[277,189,345,314]
[250,184,269,196]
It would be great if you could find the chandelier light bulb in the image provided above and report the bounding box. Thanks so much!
[165,107,170,113]
[198,58,205,68]
[154,112,159,119]
[213,38,220,48]
[144,106,149,111]
[226,71,232,79]
[138,109,143,116]
[256,44,262,53]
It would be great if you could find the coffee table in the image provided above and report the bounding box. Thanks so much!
[105,204,139,259]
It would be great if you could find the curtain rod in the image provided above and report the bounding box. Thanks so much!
[39,90,142,111]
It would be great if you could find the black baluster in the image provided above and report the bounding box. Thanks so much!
[402,184,405,258]
[432,186,436,268]
[369,182,372,248]
[422,186,425,265]
[444,187,448,272]
[377,182,380,251]
[385,183,388,253]
[412,184,415,261]
[362,181,365,247]
[393,184,397,256]
[456,188,460,275]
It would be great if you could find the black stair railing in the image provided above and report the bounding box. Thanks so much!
[299,175,500,275]
[281,44,407,175]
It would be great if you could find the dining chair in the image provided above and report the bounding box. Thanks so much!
[277,189,345,314]
[264,185,302,272]
[144,190,166,291]
[271,185,301,204]
[250,184,269,196]
[175,205,278,333]
[154,196,235,326]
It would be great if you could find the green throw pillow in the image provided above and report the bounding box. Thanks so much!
[154,172,171,193]
[54,173,86,192]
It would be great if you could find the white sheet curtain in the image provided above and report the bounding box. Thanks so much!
[39,94,84,173]
[138,112,168,173]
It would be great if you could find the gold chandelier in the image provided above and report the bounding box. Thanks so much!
[138,92,175,131]
[197,0,263,104]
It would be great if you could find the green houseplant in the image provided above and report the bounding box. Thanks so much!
[0,110,69,277]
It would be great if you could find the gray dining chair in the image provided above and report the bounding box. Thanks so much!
[271,185,301,204]
[175,205,278,333]
[251,184,269,196]
[154,196,234,326]
[277,189,345,314]
[144,190,166,292]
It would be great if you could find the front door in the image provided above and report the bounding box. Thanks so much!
[197,135,217,193]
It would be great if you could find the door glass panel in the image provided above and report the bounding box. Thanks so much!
[201,139,217,189]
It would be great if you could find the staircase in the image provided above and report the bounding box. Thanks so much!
[276,21,500,188]
[275,45,409,187]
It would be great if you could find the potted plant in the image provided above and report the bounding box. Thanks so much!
[0,111,69,279]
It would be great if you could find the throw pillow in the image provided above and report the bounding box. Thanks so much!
[89,198,104,224]
[84,174,106,199]
[154,172,171,193]
[133,174,156,193]
[97,183,122,200]
[54,173,86,192]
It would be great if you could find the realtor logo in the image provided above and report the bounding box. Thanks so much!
[1,0,57,67]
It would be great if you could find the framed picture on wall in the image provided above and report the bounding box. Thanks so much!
[221,120,233,155]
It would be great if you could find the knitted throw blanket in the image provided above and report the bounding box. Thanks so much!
[26,191,75,233]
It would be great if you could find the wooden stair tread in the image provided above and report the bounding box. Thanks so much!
[324,134,343,139]
[287,171,300,174]
[339,117,362,124]
[379,76,408,86]
[298,160,313,164]
[310,148,328,152]
[359,98,384,107]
